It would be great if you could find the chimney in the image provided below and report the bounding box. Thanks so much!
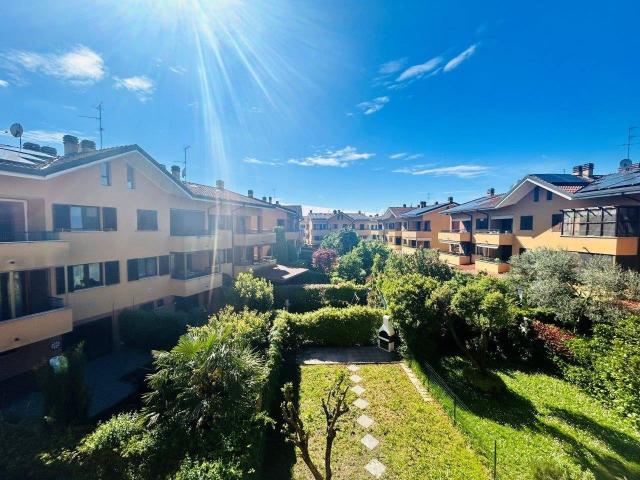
[262,196,267,202]
[582,162,594,178]
[333,209,337,214]
[309,210,313,213]
[276,200,280,205]
[358,210,362,214]
[41,146,57,156]
[268,196,272,203]
[171,165,181,180]
[448,196,454,203]
[487,187,495,197]
[572,165,583,177]
[420,201,427,207]
[63,135,79,155]
[248,189,254,198]
[23,142,41,152]
[434,201,439,205]
[79,139,96,153]
[216,179,224,189]
[403,203,406,208]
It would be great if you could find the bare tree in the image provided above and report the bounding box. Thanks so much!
[281,372,350,480]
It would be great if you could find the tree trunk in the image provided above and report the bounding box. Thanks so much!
[325,430,336,480]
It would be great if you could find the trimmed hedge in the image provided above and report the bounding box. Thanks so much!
[273,282,368,313]
[286,269,330,285]
[282,305,382,347]
[119,309,207,350]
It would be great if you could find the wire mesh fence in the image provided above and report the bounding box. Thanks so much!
[409,359,505,480]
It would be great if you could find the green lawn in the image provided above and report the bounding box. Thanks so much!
[290,363,488,480]
[411,357,640,480]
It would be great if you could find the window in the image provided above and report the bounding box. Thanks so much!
[520,215,533,231]
[127,165,136,189]
[55,267,65,295]
[533,186,540,202]
[551,213,563,232]
[100,161,111,186]
[137,210,158,231]
[360,224,365,230]
[547,190,553,201]
[209,214,232,232]
[127,257,158,281]
[277,219,285,227]
[68,263,103,292]
[562,207,618,237]
[102,207,117,231]
[475,218,488,230]
[170,209,205,235]
[105,261,120,285]
[424,221,431,232]
[158,255,170,275]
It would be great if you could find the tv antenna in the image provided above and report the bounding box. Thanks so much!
[9,123,23,150]
[619,126,637,160]
[183,145,190,180]
[80,102,104,149]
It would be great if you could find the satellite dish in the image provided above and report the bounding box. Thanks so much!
[620,158,632,169]
[10,123,23,138]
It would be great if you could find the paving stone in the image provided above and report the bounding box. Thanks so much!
[400,362,432,402]
[357,414,375,428]
[347,364,360,372]
[361,433,379,450]
[350,374,362,383]
[353,397,369,409]
[365,459,386,478]
[351,385,365,396]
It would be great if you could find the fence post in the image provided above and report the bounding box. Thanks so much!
[453,397,457,425]
[493,439,497,480]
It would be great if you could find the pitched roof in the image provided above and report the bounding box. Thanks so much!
[572,167,640,198]
[445,194,506,214]
[184,181,271,207]
[401,201,456,218]
[307,212,333,220]
[344,212,371,221]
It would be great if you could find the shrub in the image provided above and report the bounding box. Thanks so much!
[39,343,90,426]
[211,306,272,351]
[331,251,366,283]
[286,305,382,347]
[531,320,575,360]
[380,273,441,357]
[383,248,453,281]
[312,248,338,273]
[173,457,243,480]
[119,309,207,350]
[273,282,368,312]
[228,271,274,312]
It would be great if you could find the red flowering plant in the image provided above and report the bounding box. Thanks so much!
[312,248,338,273]
[531,320,576,359]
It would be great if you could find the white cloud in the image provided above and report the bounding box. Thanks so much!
[243,157,281,166]
[443,44,477,72]
[7,45,105,85]
[289,146,374,168]
[405,153,424,160]
[357,96,390,115]
[396,56,442,82]
[393,164,490,178]
[114,75,155,101]
[0,80,8,87]
[378,57,407,75]
[390,152,407,159]
[169,66,186,75]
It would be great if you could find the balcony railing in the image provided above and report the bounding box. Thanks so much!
[170,230,211,237]
[474,255,508,264]
[475,229,513,234]
[235,256,276,267]
[440,229,468,233]
[0,231,60,242]
[0,296,65,322]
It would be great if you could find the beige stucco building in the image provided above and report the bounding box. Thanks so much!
[439,163,640,274]
[0,140,302,380]
[303,210,380,246]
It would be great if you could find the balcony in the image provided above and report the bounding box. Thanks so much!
[440,252,472,266]
[0,231,69,272]
[0,297,72,352]
[474,256,511,274]
[555,235,639,256]
[402,230,432,240]
[233,229,276,247]
[169,231,217,252]
[473,230,514,246]
[169,271,223,297]
[438,230,471,243]
[233,257,277,276]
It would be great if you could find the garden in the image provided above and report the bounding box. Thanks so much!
[1,229,639,479]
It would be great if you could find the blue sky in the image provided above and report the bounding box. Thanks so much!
[1,0,640,213]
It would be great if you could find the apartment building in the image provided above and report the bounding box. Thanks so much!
[0,138,301,380]
[379,206,414,250]
[304,210,379,246]
[397,198,457,253]
[439,162,640,274]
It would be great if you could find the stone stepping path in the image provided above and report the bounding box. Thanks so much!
[357,414,375,429]
[400,362,432,402]
[361,433,379,450]
[351,385,365,396]
[348,366,388,477]
[365,459,387,478]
